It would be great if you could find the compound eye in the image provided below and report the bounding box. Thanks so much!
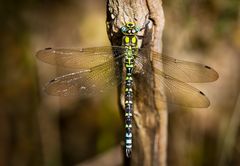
[135,26,140,32]
[121,26,127,33]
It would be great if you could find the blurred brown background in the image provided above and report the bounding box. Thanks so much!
[0,0,239,166]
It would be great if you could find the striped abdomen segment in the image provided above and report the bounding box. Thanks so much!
[125,51,134,158]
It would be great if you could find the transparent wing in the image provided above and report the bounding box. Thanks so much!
[153,69,210,108]
[135,56,210,108]
[36,46,124,69]
[139,49,219,83]
[44,56,123,97]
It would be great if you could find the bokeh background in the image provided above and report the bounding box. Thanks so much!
[0,0,239,166]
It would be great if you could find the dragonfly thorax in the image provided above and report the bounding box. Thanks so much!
[122,36,138,47]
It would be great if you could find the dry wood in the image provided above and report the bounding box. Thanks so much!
[106,0,167,166]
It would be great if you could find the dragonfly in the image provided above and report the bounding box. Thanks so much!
[36,22,219,158]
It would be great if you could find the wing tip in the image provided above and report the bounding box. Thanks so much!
[36,48,52,59]
[199,91,205,96]
[42,78,62,96]
[198,90,211,108]
[204,65,212,69]
[204,65,219,81]
[44,47,53,50]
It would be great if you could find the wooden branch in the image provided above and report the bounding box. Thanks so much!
[106,0,167,166]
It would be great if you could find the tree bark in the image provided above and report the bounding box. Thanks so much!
[106,0,167,166]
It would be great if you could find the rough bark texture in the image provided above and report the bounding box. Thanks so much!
[106,0,167,166]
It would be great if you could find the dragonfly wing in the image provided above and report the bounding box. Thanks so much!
[134,58,210,108]
[36,46,124,69]
[153,69,210,108]
[138,49,219,83]
[44,57,123,97]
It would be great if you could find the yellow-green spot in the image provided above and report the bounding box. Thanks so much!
[125,37,130,43]
[126,64,133,68]
[132,37,137,43]
[126,76,132,80]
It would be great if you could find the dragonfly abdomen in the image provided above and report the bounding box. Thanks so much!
[125,70,134,157]
[123,28,139,157]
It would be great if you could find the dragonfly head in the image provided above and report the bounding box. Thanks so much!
[121,22,140,35]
